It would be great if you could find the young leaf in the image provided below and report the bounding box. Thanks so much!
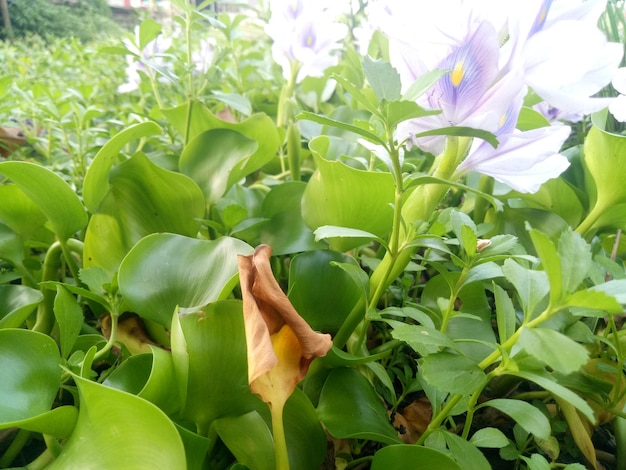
[296,111,385,145]
[558,229,592,295]
[476,398,551,440]
[53,285,84,359]
[362,56,402,103]
[493,283,516,343]
[469,427,509,448]
[517,327,589,375]
[402,69,448,102]
[419,352,486,395]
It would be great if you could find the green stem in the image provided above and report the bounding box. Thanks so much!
[270,400,290,470]
[32,239,84,334]
[0,429,31,468]
[473,175,495,224]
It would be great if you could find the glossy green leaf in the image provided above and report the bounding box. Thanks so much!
[288,250,364,333]
[0,406,77,439]
[414,126,498,148]
[440,430,492,470]
[47,375,186,470]
[259,182,324,255]
[171,301,259,434]
[591,279,626,305]
[283,388,328,470]
[103,347,179,415]
[53,285,84,359]
[517,328,589,375]
[477,398,550,439]
[180,128,258,204]
[363,56,401,102]
[582,126,626,233]
[371,444,461,470]
[420,352,487,395]
[0,161,87,240]
[317,367,402,445]
[118,233,252,326]
[562,288,623,313]
[302,136,394,251]
[213,411,275,470]
[469,427,509,448]
[175,424,211,470]
[0,223,23,269]
[83,121,162,212]
[84,153,206,273]
[0,184,47,238]
[0,329,61,423]
[385,100,440,129]
[162,101,280,165]
[0,285,43,329]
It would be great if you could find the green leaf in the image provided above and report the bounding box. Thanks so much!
[372,445,461,470]
[313,225,387,249]
[53,285,84,359]
[171,301,259,434]
[260,182,325,255]
[103,347,179,416]
[362,56,401,102]
[469,427,509,448]
[296,111,385,145]
[213,411,275,470]
[562,288,623,313]
[317,367,402,445]
[83,121,162,212]
[413,126,498,148]
[0,329,61,423]
[330,73,381,117]
[283,388,328,470]
[84,152,206,274]
[402,68,448,102]
[441,431,492,470]
[513,369,595,422]
[179,128,258,204]
[0,285,43,329]
[138,18,163,50]
[47,375,186,470]
[0,161,87,240]
[302,136,394,251]
[582,126,626,234]
[501,259,549,318]
[516,106,551,131]
[391,325,458,356]
[419,352,487,395]
[210,91,252,116]
[517,328,589,375]
[558,229,591,295]
[477,398,551,440]
[288,250,365,333]
[0,184,47,238]
[162,101,280,163]
[494,283,516,343]
[386,100,441,129]
[590,279,626,305]
[118,234,252,326]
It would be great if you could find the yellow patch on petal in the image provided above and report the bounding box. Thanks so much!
[250,325,302,406]
[537,5,547,28]
[451,61,465,87]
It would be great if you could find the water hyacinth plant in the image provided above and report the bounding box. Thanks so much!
[2,0,626,469]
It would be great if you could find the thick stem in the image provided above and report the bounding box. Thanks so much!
[270,400,290,470]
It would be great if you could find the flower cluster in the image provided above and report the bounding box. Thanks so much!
[265,0,348,83]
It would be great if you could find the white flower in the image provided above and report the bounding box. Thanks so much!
[503,0,622,114]
[265,0,347,82]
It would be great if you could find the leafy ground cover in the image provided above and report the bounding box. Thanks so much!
[2,1,626,469]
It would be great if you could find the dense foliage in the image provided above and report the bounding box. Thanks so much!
[0,0,121,42]
[1,1,626,469]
